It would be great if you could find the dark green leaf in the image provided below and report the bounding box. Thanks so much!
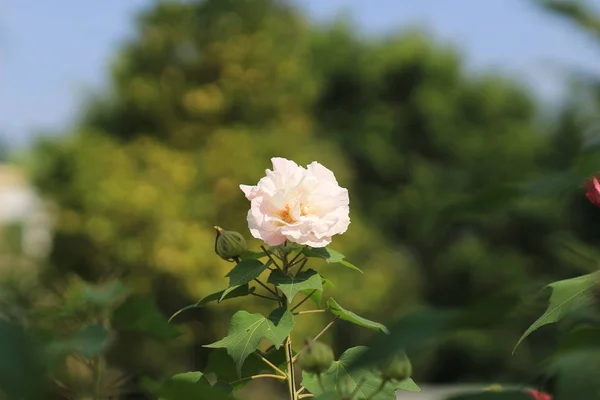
[302,346,420,399]
[221,259,269,301]
[514,271,600,352]
[268,269,322,303]
[169,284,253,322]
[204,308,294,376]
[327,298,389,333]
[0,321,45,400]
[113,296,180,341]
[303,247,363,273]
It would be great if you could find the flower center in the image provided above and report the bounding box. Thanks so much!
[279,204,295,224]
[279,202,309,224]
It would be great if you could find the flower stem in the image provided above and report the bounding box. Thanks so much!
[261,245,282,269]
[296,258,308,274]
[257,354,287,377]
[294,309,327,315]
[293,316,339,363]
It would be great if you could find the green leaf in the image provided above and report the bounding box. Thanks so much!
[268,269,322,303]
[303,247,363,273]
[113,296,180,341]
[302,347,420,399]
[204,308,294,376]
[221,259,269,301]
[514,271,600,352]
[46,324,112,360]
[169,284,253,322]
[205,347,287,390]
[302,278,334,307]
[327,298,389,334]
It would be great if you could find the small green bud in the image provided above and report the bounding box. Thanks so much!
[378,351,412,382]
[298,339,334,374]
[214,226,247,261]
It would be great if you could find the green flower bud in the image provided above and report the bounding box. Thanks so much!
[214,226,247,261]
[298,339,334,374]
[379,351,412,382]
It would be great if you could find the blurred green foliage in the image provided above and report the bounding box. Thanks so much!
[5,0,600,398]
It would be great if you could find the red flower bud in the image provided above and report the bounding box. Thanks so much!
[584,176,600,207]
[526,389,552,400]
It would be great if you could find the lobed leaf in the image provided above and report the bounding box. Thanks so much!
[204,308,294,376]
[514,271,600,352]
[220,259,269,301]
[169,285,253,322]
[302,247,363,273]
[268,269,322,303]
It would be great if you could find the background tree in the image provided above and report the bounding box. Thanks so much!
[21,0,600,397]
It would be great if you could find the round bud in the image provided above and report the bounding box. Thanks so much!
[379,351,412,382]
[298,340,334,374]
[214,226,247,261]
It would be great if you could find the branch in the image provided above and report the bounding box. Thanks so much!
[231,374,286,385]
[298,394,314,399]
[291,290,318,312]
[293,316,339,363]
[254,279,279,297]
[294,309,327,315]
[250,292,280,302]
[296,386,307,396]
[257,354,287,377]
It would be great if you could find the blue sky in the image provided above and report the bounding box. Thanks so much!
[2,0,600,148]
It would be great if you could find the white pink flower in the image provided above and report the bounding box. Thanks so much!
[240,158,350,247]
